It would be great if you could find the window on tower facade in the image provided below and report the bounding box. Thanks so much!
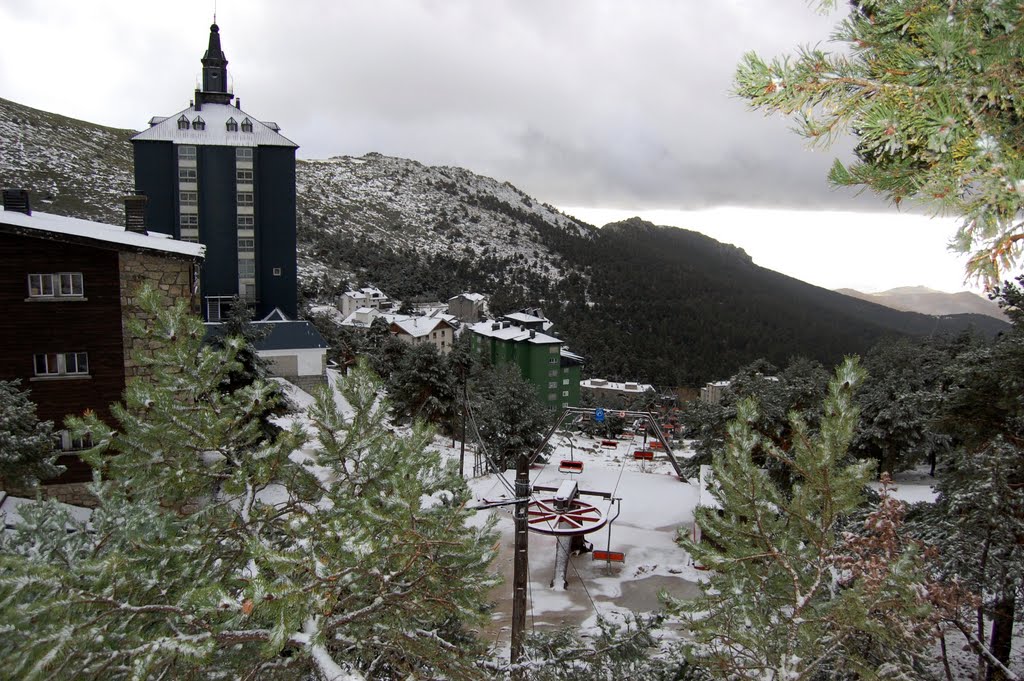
[237,192,254,206]
[237,215,255,229]
[178,145,197,160]
[238,259,256,278]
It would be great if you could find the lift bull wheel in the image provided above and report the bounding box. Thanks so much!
[525,480,608,591]
[526,497,608,536]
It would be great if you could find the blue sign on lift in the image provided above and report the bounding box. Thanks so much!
[594,408,605,423]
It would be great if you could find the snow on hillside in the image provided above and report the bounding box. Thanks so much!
[296,153,595,286]
[0,97,133,224]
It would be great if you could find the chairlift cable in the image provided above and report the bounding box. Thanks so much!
[465,398,516,495]
[568,554,601,620]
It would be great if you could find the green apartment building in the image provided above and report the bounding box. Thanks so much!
[469,320,583,409]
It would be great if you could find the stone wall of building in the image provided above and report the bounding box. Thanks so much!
[118,252,198,380]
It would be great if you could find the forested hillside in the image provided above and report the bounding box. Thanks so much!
[0,96,1008,387]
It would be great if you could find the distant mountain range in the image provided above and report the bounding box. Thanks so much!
[0,96,1010,386]
[835,286,1007,320]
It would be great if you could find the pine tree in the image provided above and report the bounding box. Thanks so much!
[0,380,62,489]
[469,363,551,469]
[387,342,458,428]
[672,358,934,679]
[0,286,498,680]
[735,0,1024,283]
[920,274,1024,678]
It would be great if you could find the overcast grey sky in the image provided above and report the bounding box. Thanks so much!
[0,0,994,292]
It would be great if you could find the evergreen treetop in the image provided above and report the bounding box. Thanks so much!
[735,0,1024,283]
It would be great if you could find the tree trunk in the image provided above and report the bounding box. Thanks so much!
[986,589,1016,681]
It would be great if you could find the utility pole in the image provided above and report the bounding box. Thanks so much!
[459,368,467,478]
[510,451,530,677]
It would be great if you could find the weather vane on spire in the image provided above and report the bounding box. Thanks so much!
[213,0,217,24]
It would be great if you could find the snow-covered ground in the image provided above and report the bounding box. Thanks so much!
[269,378,942,653]
[431,431,942,648]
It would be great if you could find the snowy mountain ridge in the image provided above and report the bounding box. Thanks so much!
[295,152,595,292]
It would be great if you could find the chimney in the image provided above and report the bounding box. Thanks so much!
[123,193,149,233]
[529,330,536,339]
[236,98,241,109]
[2,189,31,215]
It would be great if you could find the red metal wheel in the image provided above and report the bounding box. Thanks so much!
[526,497,608,536]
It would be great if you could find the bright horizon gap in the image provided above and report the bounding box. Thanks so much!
[558,204,984,296]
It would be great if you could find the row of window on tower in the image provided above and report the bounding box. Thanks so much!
[236,145,257,301]
[177,115,254,133]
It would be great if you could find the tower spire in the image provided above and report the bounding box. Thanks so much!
[197,22,232,105]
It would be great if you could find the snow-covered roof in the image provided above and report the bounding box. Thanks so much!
[0,207,205,259]
[504,311,547,324]
[343,286,387,300]
[469,320,562,345]
[390,316,455,338]
[560,349,585,363]
[449,292,485,302]
[132,102,298,148]
[581,378,654,393]
[340,308,407,328]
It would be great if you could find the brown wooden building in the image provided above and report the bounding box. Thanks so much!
[0,190,204,487]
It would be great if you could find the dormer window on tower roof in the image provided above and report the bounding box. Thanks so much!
[192,116,206,131]
[241,118,253,133]
[226,117,238,132]
[177,115,190,130]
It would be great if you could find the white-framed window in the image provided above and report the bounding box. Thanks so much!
[238,238,255,253]
[236,169,253,182]
[180,214,199,228]
[237,215,255,229]
[178,145,197,160]
[548,381,557,389]
[562,390,569,397]
[236,147,254,160]
[206,297,234,321]
[58,273,83,296]
[27,273,83,298]
[178,167,197,181]
[226,117,238,132]
[57,429,93,452]
[549,346,559,354]
[238,259,256,278]
[272,267,282,276]
[548,369,558,377]
[33,352,89,377]
[562,378,569,385]
[237,192,254,206]
[548,357,558,364]
[27,274,54,297]
[180,191,198,206]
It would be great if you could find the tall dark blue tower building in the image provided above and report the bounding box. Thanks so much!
[132,23,299,321]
